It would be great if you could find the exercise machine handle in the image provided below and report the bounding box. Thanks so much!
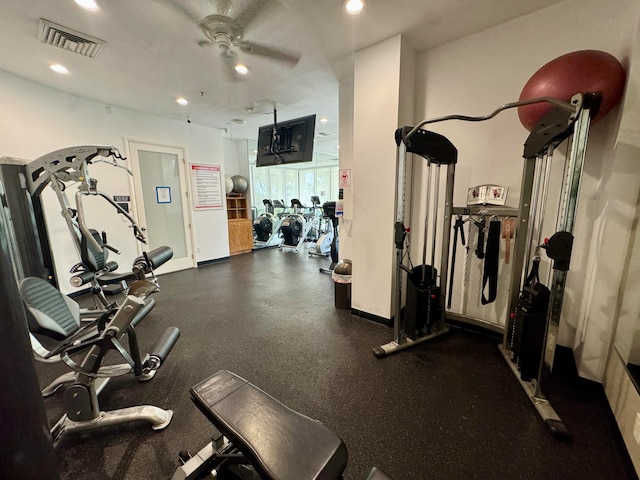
[103,260,119,272]
[70,270,96,287]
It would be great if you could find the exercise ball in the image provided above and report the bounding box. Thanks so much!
[518,50,626,131]
[232,175,249,193]
[225,175,234,194]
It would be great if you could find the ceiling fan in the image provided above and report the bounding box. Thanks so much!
[170,0,301,79]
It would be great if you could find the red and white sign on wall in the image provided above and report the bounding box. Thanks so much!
[190,164,223,210]
[339,169,352,188]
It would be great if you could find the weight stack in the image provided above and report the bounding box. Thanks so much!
[515,283,551,382]
[405,265,441,339]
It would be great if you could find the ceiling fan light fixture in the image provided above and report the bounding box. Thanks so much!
[176,97,189,106]
[234,63,249,75]
[344,0,365,15]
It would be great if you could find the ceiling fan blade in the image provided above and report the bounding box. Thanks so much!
[233,0,279,30]
[239,42,300,66]
[156,0,201,23]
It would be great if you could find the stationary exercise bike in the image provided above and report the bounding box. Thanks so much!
[308,197,334,257]
[279,198,319,252]
[253,199,284,248]
[319,201,339,274]
[172,370,392,480]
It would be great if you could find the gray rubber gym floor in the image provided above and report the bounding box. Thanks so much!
[37,247,638,480]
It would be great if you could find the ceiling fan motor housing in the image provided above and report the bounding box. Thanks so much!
[201,14,242,51]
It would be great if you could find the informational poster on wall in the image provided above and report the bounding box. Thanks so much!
[156,186,172,204]
[190,163,223,210]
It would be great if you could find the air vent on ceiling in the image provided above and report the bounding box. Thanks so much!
[38,18,105,58]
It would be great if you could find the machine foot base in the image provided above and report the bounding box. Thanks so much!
[51,405,173,447]
[373,328,449,358]
[545,419,570,439]
[498,344,570,439]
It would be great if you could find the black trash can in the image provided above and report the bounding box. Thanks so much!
[332,259,352,309]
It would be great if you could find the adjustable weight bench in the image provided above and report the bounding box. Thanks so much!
[173,370,392,480]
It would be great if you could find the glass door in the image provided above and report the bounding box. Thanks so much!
[127,141,195,274]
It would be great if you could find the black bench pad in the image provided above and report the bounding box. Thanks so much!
[191,370,348,480]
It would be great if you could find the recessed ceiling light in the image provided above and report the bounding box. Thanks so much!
[235,64,249,75]
[50,63,69,74]
[74,0,100,11]
[344,0,365,15]
[176,97,189,106]
[320,117,328,123]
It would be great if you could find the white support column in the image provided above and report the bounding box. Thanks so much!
[342,35,415,320]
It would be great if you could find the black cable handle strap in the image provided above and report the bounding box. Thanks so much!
[481,219,501,305]
[447,216,466,309]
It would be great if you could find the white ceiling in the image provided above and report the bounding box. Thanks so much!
[0,0,565,159]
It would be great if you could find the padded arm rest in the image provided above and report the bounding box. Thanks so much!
[132,246,173,275]
[190,370,348,480]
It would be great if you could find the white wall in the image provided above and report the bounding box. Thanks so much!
[602,15,640,471]
[0,70,229,293]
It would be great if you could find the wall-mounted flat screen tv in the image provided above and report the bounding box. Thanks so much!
[256,114,316,167]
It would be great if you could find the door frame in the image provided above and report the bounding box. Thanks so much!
[125,138,196,274]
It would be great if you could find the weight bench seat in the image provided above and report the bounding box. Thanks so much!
[190,370,348,480]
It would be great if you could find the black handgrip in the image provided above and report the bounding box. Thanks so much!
[146,326,180,368]
[70,270,96,287]
[394,222,406,249]
[104,260,119,272]
[132,246,173,274]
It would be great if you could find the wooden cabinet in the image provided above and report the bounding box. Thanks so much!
[226,194,253,255]
[228,219,253,255]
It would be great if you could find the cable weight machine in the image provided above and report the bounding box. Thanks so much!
[499,92,600,437]
[372,92,600,437]
[373,95,579,358]
[372,129,457,357]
